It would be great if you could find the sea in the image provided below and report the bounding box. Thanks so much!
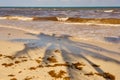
[0,7,120,42]
[0,7,120,18]
[0,7,120,24]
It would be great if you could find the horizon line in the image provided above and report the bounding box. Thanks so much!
[0,6,120,8]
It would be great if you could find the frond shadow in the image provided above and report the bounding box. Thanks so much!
[11,33,120,79]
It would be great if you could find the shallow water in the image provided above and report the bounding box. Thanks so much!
[0,19,120,41]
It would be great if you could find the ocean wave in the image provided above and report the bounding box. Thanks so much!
[32,16,57,21]
[0,16,33,21]
[104,10,114,13]
[67,18,120,24]
[0,16,120,24]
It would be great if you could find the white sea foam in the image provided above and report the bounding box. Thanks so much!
[64,22,120,27]
[0,16,33,21]
[0,17,7,19]
[104,10,114,13]
[56,17,69,21]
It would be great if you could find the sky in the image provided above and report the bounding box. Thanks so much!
[0,0,120,7]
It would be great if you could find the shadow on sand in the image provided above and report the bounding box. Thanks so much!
[104,36,120,43]
[11,33,120,80]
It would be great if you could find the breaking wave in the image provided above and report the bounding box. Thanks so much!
[0,16,33,21]
[104,10,114,13]
[0,15,120,24]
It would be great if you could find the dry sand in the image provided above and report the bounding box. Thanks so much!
[0,20,120,80]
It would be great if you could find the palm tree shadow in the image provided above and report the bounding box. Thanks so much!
[14,44,34,58]
[11,33,120,79]
[57,35,119,79]
[59,47,105,79]
[58,35,120,64]
[104,36,120,43]
[11,33,57,57]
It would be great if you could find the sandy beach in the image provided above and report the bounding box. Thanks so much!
[0,19,120,80]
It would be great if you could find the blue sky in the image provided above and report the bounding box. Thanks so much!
[0,0,120,7]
